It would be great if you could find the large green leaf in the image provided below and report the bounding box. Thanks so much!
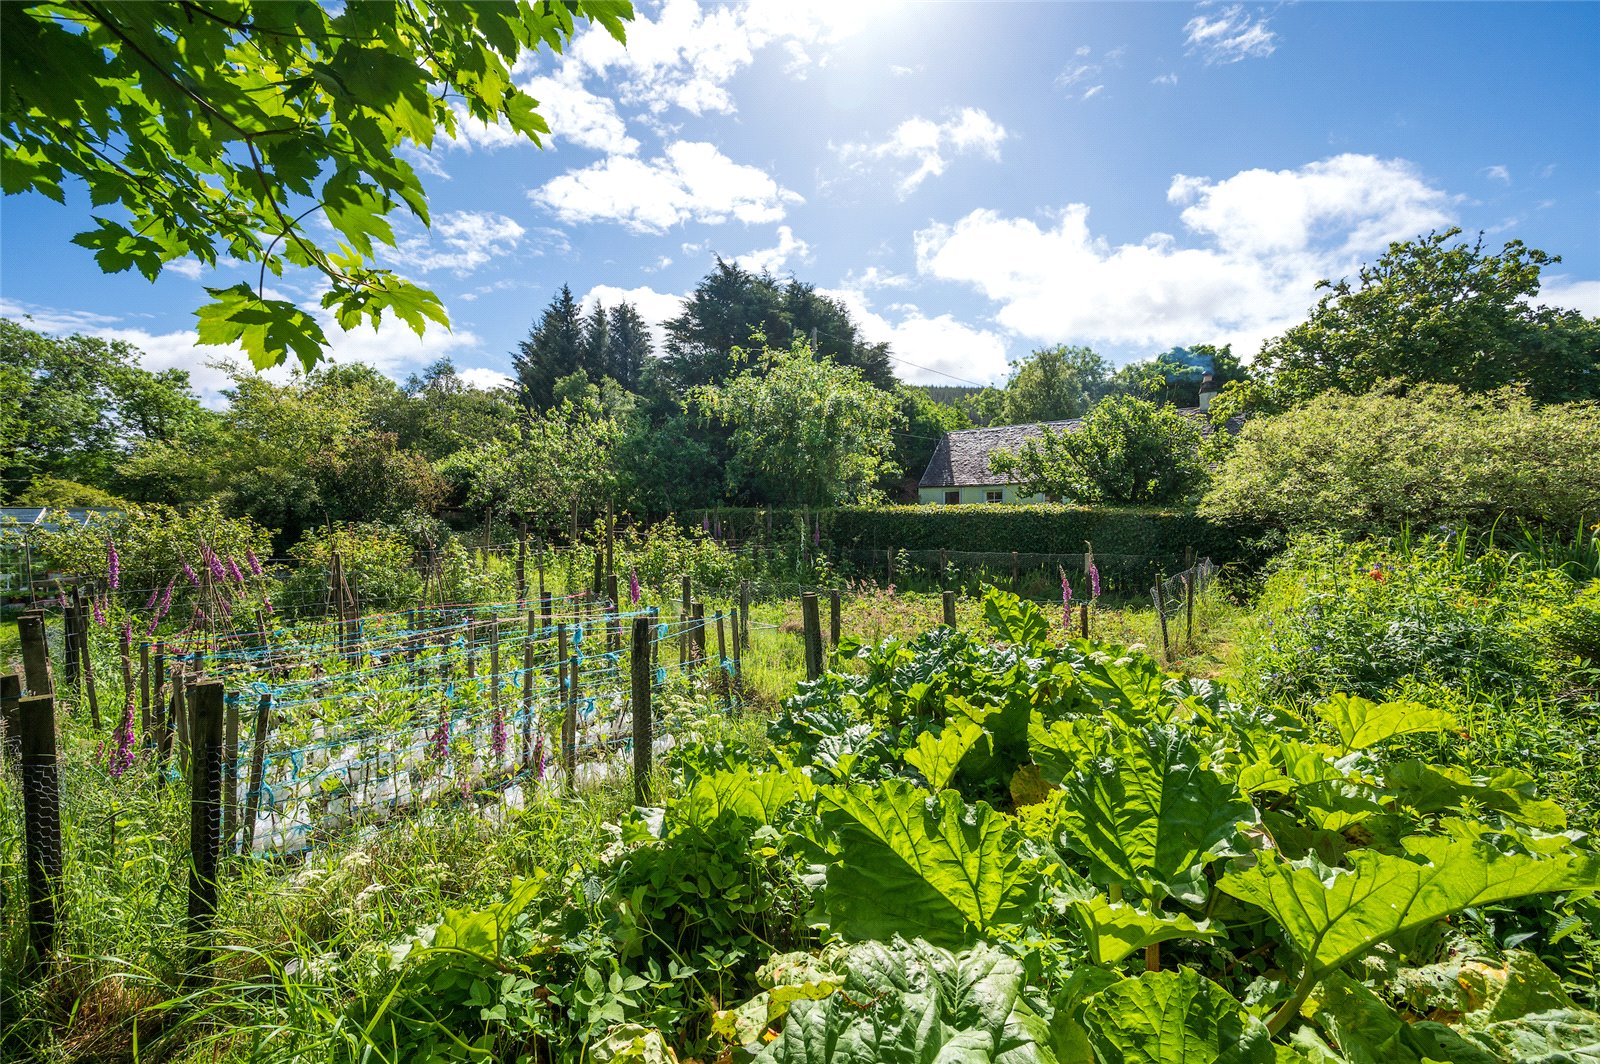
[1313,695,1454,754]
[1384,761,1567,831]
[1310,972,1500,1064]
[905,718,989,791]
[1069,896,1222,965]
[982,587,1055,649]
[1047,723,1255,902]
[679,766,815,831]
[1217,837,1598,978]
[820,780,1040,947]
[757,939,1060,1063]
[1081,968,1274,1064]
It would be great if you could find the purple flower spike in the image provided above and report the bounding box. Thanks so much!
[226,557,246,584]
[110,691,136,778]
[92,596,106,627]
[182,560,199,587]
[1089,563,1101,600]
[107,539,120,590]
[1059,566,1074,633]
[144,586,159,610]
[246,548,264,577]
[628,569,640,605]
[205,549,226,582]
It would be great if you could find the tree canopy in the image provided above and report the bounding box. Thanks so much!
[999,345,1113,424]
[689,339,904,507]
[989,394,1207,505]
[1199,382,1600,534]
[1256,228,1600,405]
[1,1,632,370]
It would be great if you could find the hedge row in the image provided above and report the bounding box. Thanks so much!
[690,504,1266,568]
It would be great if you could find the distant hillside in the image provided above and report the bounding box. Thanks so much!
[912,384,984,405]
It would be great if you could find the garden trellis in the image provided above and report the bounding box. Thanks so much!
[145,596,740,860]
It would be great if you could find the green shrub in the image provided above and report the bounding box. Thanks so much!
[1239,533,1581,704]
[283,522,425,615]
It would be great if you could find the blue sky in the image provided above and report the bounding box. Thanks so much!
[3,0,1597,402]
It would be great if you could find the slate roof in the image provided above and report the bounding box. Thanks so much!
[918,408,1240,488]
[918,420,1081,488]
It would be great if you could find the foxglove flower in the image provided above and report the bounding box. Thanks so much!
[107,538,121,590]
[227,557,246,584]
[144,586,159,610]
[182,560,199,587]
[92,595,106,627]
[204,548,226,582]
[1059,566,1074,632]
[490,708,508,760]
[1089,563,1101,600]
[628,569,640,605]
[246,548,264,577]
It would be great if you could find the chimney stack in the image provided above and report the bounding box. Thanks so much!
[1198,371,1218,413]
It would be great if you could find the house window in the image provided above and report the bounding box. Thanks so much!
[985,490,1003,504]
[943,490,960,505]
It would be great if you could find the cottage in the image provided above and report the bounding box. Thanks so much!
[917,374,1229,505]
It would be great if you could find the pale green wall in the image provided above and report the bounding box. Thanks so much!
[917,484,1049,505]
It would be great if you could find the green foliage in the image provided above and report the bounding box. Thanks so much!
[13,475,123,508]
[1238,533,1583,704]
[819,780,1041,947]
[283,522,425,615]
[2,1,631,370]
[1255,228,1600,405]
[1000,344,1114,424]
[441,394,622,523]
[661,260,894,394]
[0,320,206,500]
[689,339,905,507]
[759,938,1059,1063]
[990,395,1208,505]
[889,386,971,495]
[1108,345,1252,409]
[1081,968,1274,1064]
[1199,382,1600,535]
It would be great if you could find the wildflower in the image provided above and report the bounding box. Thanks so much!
[263,597,275,615]
[1089,563,1101,600]
[246,548,264,577]
[227,557,246,584]
[144,586,159,609]
[204,547,226,582]
[182,560,199,587]
[628,569,640,605]
[92,595,106,627]
[107,538,120,590]
[490,709,508,760]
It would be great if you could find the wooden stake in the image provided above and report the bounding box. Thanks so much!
[739,581,751,649]
[0,673,19,762]
[20,693,62,963]
[18,611,53,697]
[186,680,225,982]
[942,590,957,628]
[521,609,536,769]
[631,616,652,805]
[801,593,823,680]
[240,694,271,857]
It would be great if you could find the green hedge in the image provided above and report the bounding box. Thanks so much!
[684,504,1266,571]
[823,504,1253,560]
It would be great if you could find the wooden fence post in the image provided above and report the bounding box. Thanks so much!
[521,609,536,769]
[729,613,742,698]
[1184,572,1196,644]
[139,641,151,738]
[942,590,957,628]
[606,573,619,653]
[63,587,80,688]
[631,617,652,805]
[1080,603,1090,640]
[691,602,706,670]
[1153,577,1171,661]
[222,694,240,853]
[739,581,751,649]
[19,611,53,696]
[715,611,728,693]
[186,680,224,981]
[1011,551,1020,590]
[0,673,19,762]
[564,647,580,792]
[77,599,101,729]
[240,694,271,857]
[679,575,692,667]
[153,643,169,770]
[20,693,62,964]
[516,522,528,604]
[801,593,823,681]
[939,549,949,588]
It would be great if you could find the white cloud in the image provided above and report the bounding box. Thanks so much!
[734,225,812,274]
[387,210,526,276]
[1538,277,1600,317]
[1153,72,1180,85]
[823,287,1010,385]
[844,266,913,291]
[835,107,1009,197]
[913,153,1459,355]
[521,74,639,154]
[165,258,205,280]
[1184,5,1277,64]
[577,284,687,353]
[1483,164,1511,184]
[3,297,481,407]
[890,63,921,77]
[456,367,515,391]
[1082,85,1105,100]
[559,0,874,116]
[531,141,802,232]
